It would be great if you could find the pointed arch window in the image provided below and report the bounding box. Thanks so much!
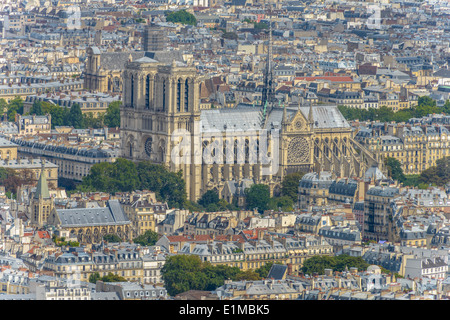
[145,75,151,109]
[177,79,181,112]
[130,74,135,108]
[184,79,189,112]
[162,80,166,111]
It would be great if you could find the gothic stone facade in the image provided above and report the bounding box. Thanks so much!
[120,59,377,201]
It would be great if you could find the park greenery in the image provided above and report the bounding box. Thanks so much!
[301,254,371,275]
[165,10,197,26]
[102,230,160,246]
[88,272,127,284]
[103,234,122,243]
[161,254,276,296]
[0,166,48,198]
[79,157,305,213]
[338,96,450,123]
[133,230,160,246]
[384,156,450,188]
[0,97,121,129]
[52,235,80,247]
[79,159,187,209]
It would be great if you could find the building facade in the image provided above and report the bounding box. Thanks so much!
[120,59,379,201]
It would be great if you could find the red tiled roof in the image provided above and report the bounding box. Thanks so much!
[37,231,51,239]
[27,246,39,254]
[194,235,213,241]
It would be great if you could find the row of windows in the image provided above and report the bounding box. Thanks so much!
[125,290,165,298]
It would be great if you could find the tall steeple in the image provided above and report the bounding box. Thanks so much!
[261,2,275,112]
[31,159,54,228]
[35,160,50,200]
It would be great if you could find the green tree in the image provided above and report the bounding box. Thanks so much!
[301,255,337,275]
[48,105,70,128]
[442,100,450,114]
[302,255,371,275]
[161,255,255,296]
[80,161,115,192]
[104,101,121,128]
[80,158,139,193]
[419,156,450,186]
[334,255,369,272]
[281,171,305,202]
[89,272,101,283]
[83,112,104,128]
[385,157,406,183]
[137,161,187,208]
[101,272,127,282]
[233,270,261,281]
[255,262,275,279]
[103,234,122,243]
[245,184,271,213]
[0,98,7,115]
[165,10,197,26]
[133,230,159,246]
[161,255,206,296]
[68,103,83,128]
[418,96,436,108]
[198,189,220,208]
[0,167,25,195]
[268,195,294,212]
[7,97,24,122]
[109,158,140,192]
[29,100,44,116]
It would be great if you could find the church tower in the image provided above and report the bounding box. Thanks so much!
[121,57,203,200]
[30,161,54,228]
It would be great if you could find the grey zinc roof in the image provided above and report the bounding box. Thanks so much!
[55,200,129,227]
[200,105,263,132]
[267,264,288,280]
[144,50,184,64]
[100,52,146,70]
[299,105,350,129]
[0,137,18,147]
[199,104,349,133]
[366,186,399,197]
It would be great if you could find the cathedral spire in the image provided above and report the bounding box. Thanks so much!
[261,2,275,112]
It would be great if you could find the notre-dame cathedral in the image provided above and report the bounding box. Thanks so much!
[120,55,380,202]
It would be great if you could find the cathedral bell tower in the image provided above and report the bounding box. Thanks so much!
[121,57,203,200]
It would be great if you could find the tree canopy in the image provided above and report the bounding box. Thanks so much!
[385,157,406,183]
[418,156,450,187]
[80,159,187,209]
[281,171,305,203]
[19,99,120,129]
[244,184,271,213]
[196,189,236,212]
[103,234,122,243]
[133,230,160,246]
[301,255,370,275]
[161,254,272,296]
[103,101,121,128]
[165,10,197,26]
[89,272,127,284]
[338,97,450,123]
